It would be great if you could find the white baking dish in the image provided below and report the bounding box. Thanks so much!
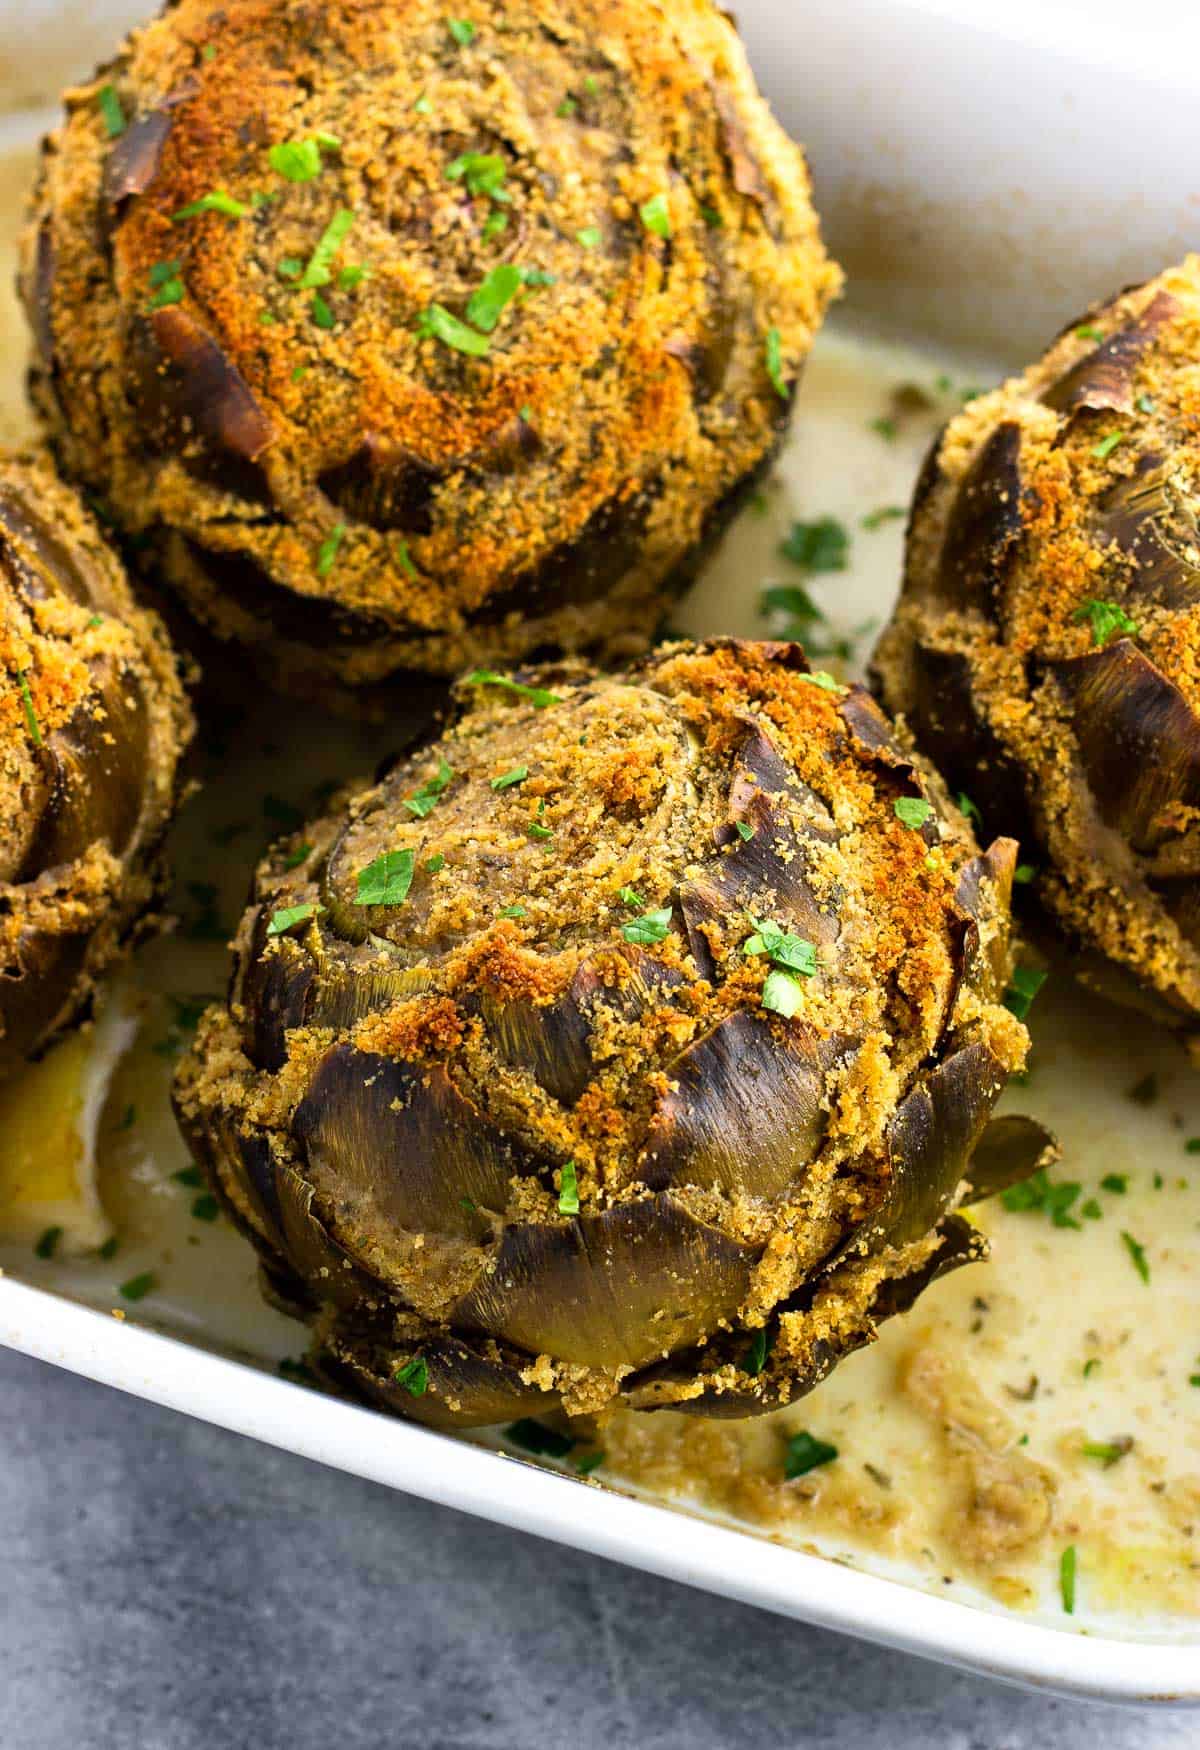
[1,0,1198,1706]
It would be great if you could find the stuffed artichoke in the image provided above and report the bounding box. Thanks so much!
[874,257,1200,1035]
[23,0,840,706]
[0,451,192,1080]
[174,639,1046,1428]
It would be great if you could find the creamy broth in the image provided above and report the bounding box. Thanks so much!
[0,128,1195,1639]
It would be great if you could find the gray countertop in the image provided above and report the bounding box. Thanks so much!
[2,1346,1194,1750]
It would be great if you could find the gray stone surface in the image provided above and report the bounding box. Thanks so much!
[0,1346,1194,1750]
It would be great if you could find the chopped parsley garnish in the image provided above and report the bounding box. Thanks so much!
[798,671,844,694]
[282,841,313,871]
[617,886,644,909]
[700,204,723,228]
[742,1327,770,1376]
[119,1272,157,1303]
[1091,432,1123,461]
[638,192,671,238]
[869,416,898,441]
[1081,1437,1131,1468]
[338,264,368,290]
[393,538,418,580]
[784,1431,838,1479]
[527,822,553,842]
[861,505,906,531]
[172,189,250,221]
[34,1226,62,1260]
[735,821,755,842]
[482,208,508,241]
[17,670,41,746]
[1014,863,1036,885]
[779,517,848,573]
[300,208,355,288]
[764,326,787,399]
[1100,1173,1128,1194]
[1081,1199,1102,1220]
[505,1419,576,1458]
[621,907,672,946]
[1120,1230,1150,1284]
[448,17,476,45]
[576,225,602,249]
[956,792,982,827]
[269,139,326,182]
[147,266,186,309]
[1075,325,1105,342]
[1004,965,1047,1021]
[894,796,933,830]
[316,523,347,575]
[393,1355,429,1396]
[418,303,490,357]
[1187,1138,1200,1154]
[267,901,323,936]
[491,765,528,791]
[277,256,304,280]
[518,266,556,288]
[499,904,527,919]
[466,262,522,333]
[1136,393,1155,414]
[424,853,446,874]
[1059,1545,1077,1614]
[174,1167,205,1188]
[446,152,509,200]
[264,792,304,829]
[278,1357,316,1383]
[576,1449,605,1475]
[97,84,126,137]
[356,848,416,907]
[463,669,561,708]
[1072,597,1137,648]
[98,1236,120,1261]
[761,582,822,623]
[761,968,805,1018]
[191,1194,220,1223]
[558,1161,580,1215]
[1001,1168,1082,1228]
[404,757,454,817]
[1082,1358,1101,1379]
[744,918,818,977]
[556,95,578,117]
[310,291,335,329]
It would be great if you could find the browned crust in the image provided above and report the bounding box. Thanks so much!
[22,0,841,694]
[874,255,1200,1030]
[0,449,193,1075]
[174,639,1030,1427]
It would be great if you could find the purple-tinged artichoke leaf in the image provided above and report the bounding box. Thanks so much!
[450,1193,757,1370]
[930,422,1024,619]
[1091,455,1200,611]
[636,1010,843,1197]
[324,1329,557,1430]
[1041,292,1179,416]
[292,1048,516,1238]
[964,1113,1059,1202]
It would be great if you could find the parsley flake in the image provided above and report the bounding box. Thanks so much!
[404,757,454,817]
[316,522,347,575]
[799,671,844,694]
[267,902,323,937]
[1073,598,1137,648]
[617,887,644,909]
[466,262,522,332]
[779,517,848,573]
[282,842,313,871]
[505,1419,575,1458]
[482,208,509,241]
[735,821,755,842]
[448,18,476,46]
[894,796,933,830]
[764,325,787,398]
[191,1194,220,1223]
[784,1431,838,1479]
[310,290,335,329]
[744,919,818,977]
[464,669,561,708]
[356,849,416,907]
[34,1226,62,1260]
[97,84,126,137]
[761,967,805,1018]
[1060,1545,1077,1614]
[1136,393,1156,414]
[269,139,324,182]
[446,151,509,200]
[119,1272,157,1303]
[558,1160,580,1215]
[1075,325,1105,342]
[621,907,672,945]
[576,1449,605,1475]
[639,192,671,238]
[1004,965,1047,1020]
[499,904,527,919]
[1120,1230,1150,1284]
[869,416,898,441]
[394,538,419,579]
[861,505,906,531]
[1092,432,1124,461]
[1081,1437,1132,1468]
[17,670,42,746]
[147,268,185,309]
[394,1355,429,1396]
[576,225,602,249]
[1100,1173,1128,1194]
[172,189,250,221]
[300,208,355,288]
[418,303,490,357]
[491,765,528,791]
